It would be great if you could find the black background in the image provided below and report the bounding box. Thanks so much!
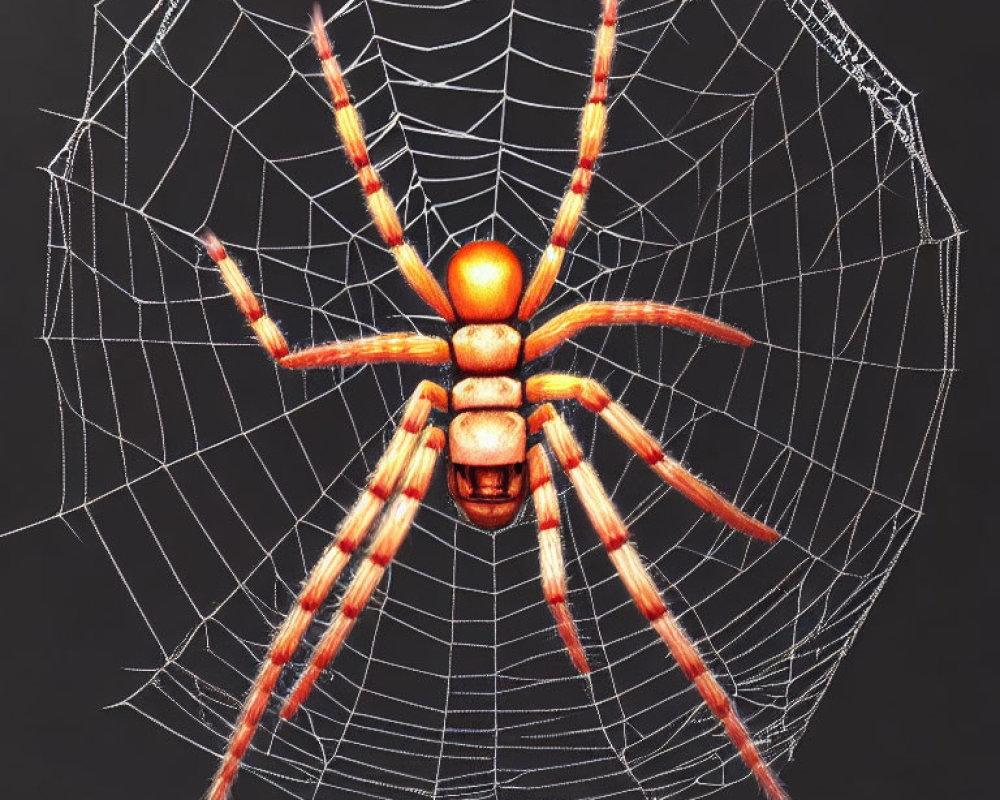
[0,2,994,799]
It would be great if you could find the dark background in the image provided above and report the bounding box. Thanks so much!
[0,2,994,799]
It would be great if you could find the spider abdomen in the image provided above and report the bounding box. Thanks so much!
[447,410,527,528]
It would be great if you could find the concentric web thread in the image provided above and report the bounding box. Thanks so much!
[36,0,958,797]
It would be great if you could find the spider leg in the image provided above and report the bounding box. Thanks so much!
[518,0,617,321]
[529,404,789,800]
[202,231,451,369]
[310,6,456,322]
[527,444,590,673]
[526,375,779,542]
[524,301,754,361]
[205,382,447,800]
[281,425,446,719]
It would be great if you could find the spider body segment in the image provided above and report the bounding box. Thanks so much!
[200,4,791,799]
[445,241,528,528]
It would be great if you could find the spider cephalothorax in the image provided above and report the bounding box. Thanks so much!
[200,4,791,800]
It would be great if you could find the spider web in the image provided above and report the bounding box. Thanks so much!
[38,0,959,797]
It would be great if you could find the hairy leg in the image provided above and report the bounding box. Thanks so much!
[526,375,779,542]
[530,404,789,800]
[527,444,590,673]
[205,383,445,800]
[524,301,753,361]
[202,231,450,369]
[281,426,446,718]
[311,6,455,322]
[519,0,618,320]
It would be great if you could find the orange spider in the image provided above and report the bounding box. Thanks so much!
[201,4,789,799]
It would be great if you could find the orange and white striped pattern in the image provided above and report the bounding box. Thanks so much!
[204,382,446,800]
[527,444,590,673]
[279,332,450,369]
[528,404,788,800]
[523,301,754,361]
[280,425,446,719]
[202,230,451,370]
[311,7,456,323]
[526,374,780,542]
[203,230,291,362]
[519,0,618,321]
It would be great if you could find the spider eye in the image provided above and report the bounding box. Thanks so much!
[447,240,523,322]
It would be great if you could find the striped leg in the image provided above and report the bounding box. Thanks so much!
[202,231,451,369]
[529,404,789,800]
[527,444,590,673]
[281,426,446,719]
[518,0,618,321]
[205,382,446,800]
[526,375,780,543]
[311,6,455,322]
[524,301,754,361]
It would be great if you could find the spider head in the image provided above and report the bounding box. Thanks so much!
[447,241,523,322]
[447,411,527,528]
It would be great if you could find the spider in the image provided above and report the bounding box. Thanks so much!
[201,4,789,799]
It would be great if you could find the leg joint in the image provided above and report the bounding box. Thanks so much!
[603,528,628,552]
[538,517,560,532]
